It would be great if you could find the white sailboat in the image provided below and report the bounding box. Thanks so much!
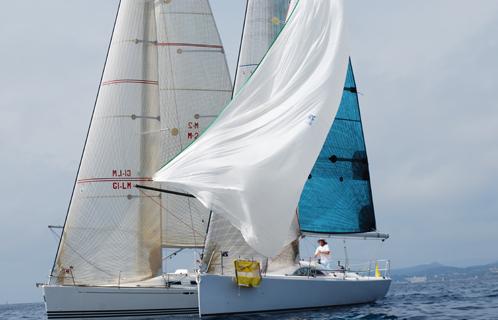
[41,0,232,318]
[153,0,391,316]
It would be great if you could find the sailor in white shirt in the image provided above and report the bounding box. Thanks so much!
[314,239,331,267]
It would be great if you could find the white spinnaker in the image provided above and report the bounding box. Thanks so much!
[203,0,299,273]
[52,0,232,285]
[154,0,232,248]
[233,0,290,93]
[154,0,349,257]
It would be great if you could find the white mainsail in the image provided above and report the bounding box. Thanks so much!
[53,0,232,285]
[154,0,350,257]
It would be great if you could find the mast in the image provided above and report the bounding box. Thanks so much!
[231,0,249,98]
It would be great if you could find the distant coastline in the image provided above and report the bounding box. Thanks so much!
[391,261,498,283]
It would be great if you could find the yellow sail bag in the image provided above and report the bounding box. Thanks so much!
[234,260,262,287]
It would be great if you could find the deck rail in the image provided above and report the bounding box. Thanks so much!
[345,259,391,278]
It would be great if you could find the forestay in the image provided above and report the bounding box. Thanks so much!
[52,0,231,285]
[154,0,349,257]
[299,61,377,234]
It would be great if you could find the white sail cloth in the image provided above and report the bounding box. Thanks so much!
[154,0,349,257]
[201,0,294,273]
[53,0,231,285]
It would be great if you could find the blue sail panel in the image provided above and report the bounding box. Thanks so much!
[298,61,376,234]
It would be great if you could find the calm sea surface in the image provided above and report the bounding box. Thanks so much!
[2,278,497,320]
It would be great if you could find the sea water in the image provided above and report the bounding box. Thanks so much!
[2,277,497,320]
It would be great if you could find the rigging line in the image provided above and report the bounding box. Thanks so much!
[295,208,302,237]
[53,233,116,279]
[137,188,204,238]
[301,239,309,260]
[232,0,249,97]
[371,237,384,263]
[163,248,185,261]
[191,206,205,220]
[49,227,62,242]
[201,211,213,258]
[186,197,199,250]
[50,0,123,279]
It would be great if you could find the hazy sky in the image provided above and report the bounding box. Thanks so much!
[1,0,497,304]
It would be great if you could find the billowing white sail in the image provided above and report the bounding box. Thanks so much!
[202,0,301,274]
[154,0,349,257]
[53,0,232,285]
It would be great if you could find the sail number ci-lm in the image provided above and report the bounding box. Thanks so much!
[112,169,132,190]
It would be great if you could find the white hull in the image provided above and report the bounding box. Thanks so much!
[198,274,391,317]
[43,283,198,319]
